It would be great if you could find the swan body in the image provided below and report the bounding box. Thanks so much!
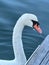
[0,13,42,65]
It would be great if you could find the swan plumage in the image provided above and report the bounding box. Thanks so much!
[0,13,42,65]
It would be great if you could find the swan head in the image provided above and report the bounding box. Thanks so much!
[22,13,42,34]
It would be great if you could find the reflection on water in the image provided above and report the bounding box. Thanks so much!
[0,0,49,60]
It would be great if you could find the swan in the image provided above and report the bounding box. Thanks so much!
[0,13,42,65]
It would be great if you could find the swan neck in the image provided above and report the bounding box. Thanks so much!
[12,20,26,65]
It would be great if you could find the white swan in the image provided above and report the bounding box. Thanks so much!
[0,13,42,65]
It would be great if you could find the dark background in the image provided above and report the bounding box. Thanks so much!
[0,0,49,60]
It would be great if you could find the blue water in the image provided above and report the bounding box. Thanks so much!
[0,0,49,60]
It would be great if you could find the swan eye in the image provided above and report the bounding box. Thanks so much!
[31,20,39,26]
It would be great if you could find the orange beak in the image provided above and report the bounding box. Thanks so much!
[33,24,42,34]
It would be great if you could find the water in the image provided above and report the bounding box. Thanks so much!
[0,0,49,60]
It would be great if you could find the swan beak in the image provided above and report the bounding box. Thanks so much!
[33,24,42,34]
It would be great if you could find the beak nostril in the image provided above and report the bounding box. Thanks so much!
[32,20,42,34]
[33,24,42,34]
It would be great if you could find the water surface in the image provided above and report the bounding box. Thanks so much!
[0,0,49,60]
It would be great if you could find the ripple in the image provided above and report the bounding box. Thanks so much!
[0,0,49,60]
